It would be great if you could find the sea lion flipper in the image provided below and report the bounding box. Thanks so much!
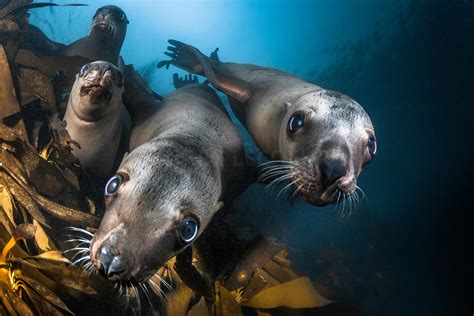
[173,73,199,89]
[160,40,254,104]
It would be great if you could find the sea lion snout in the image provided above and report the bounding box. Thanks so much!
[90,229,130,282]
[91,5,128,39]
[320,158,347,187]
[72,61,124,120]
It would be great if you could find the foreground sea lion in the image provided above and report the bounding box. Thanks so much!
[160,40,377,206]
[88,84,246,287]
[63,61,130,180]
[62,5,128,65]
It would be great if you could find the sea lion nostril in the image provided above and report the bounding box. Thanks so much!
[107,256,124,277]
[98,247,124,277]
[321,158,346,187]
[98,247,112,274]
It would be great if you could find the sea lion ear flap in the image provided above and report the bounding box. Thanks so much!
[284,101,292,108]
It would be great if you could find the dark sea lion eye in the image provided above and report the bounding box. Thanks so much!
[116,71,124,87]
[120,13,126,21]
[105,174,122,196]
[288,113,305,134]
[367,136,377,156]
[79,63,91,77]
[179,217,199,243]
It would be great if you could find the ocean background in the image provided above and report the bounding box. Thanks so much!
[31,0,472,315]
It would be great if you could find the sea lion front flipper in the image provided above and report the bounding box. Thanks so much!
[159,40,255,104]
[173,73,199,89]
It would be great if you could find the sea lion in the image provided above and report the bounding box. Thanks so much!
[159,40,377,206]
[88,84,246,287]
[63,61,130,180]
[62,5,128,65]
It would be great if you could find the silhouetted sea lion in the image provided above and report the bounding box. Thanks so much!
[62,5,128,65]
[160,40,377,206]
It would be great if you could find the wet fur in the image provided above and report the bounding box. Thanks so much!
[63,61,130,180]
[62,6,128,65]
[90,84,246,282]
[162,41,376,206]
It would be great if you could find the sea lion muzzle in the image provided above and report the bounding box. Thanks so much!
[78,62,123,103]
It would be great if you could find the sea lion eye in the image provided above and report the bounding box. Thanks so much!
[367,136,377,156]
[116,71,124,87]
[104,174,122,196]
[119,13,126,21]
[288,113,305,134]
[179,217,199,243]
[79,63,91,77]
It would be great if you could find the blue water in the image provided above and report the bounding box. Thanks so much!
[31,1,472,315]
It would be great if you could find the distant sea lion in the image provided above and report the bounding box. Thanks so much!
[88,84,246,285]
[62,5,128,65]
[160,40,377,206]
[63,61,130,180]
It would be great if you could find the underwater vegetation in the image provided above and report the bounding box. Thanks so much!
[1,0,471,315]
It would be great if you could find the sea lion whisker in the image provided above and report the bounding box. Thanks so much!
[132,284,141,316]
[72,255,90,266]
[259,164,295,172]
[148,277,169,302]
[353,191,360,212]
[355,185,365,198]
[289,182,305,204]
[83,262,95,274]
[148,279,166,302]
[264,173,294,194]
[355,185,368,205]
[338,193,346,218]
[118,283,124,298]
[70,249,90,261]
[139,283,154,312]
[348,194,354,218]
[258,168,292,179]
[258,168,293,182]
[259,165,295,173]
[163,265,174,285]
[259,164,295,175]
[277,178,299,198]
[349,193,355,217]
[263,174,289,192]
[66,227,94,237]
[64,246,89,253]
[124,285,130,312]
[64,237,91,244]
[155,273,175,295]
[258,165,295,179]
[258,160,299,167]
[130,283,142,315]
[345,194,351,218]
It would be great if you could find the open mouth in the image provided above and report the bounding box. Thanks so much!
[80,84,112,103]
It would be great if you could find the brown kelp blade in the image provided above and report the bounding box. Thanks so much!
[18,274,74,315]
[1,3,87,19]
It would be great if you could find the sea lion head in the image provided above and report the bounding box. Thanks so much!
[276,89,376,206]
[89,137,222,284]
[69,61,124,122]
[90,5,128,41]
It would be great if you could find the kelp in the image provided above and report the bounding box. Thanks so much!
[0,1,87,19]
